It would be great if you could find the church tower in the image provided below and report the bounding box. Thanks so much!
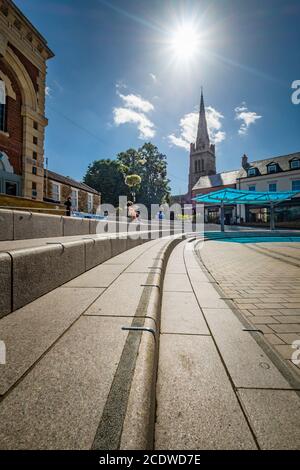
[188,89,216,197]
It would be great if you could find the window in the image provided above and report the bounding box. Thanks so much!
[290,159,300,170]
[33,136,38,145]
[71,188,78,211]
[51,182,60,202]
[292,180,300,191]
[87,193,93,213]
[32,182,37,198]
[248,185,256,191]
[195,160,201,172]
[267,164,278,174]
[0,80,6,132]
[33,151,37,160]
[247,167,256,177]
[33,121,38,130]
[269,183,277,192]
[32,166,37,175]
[5,181,17,196]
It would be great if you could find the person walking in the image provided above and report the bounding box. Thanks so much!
[64,196,72,216]
[127,201,136,222]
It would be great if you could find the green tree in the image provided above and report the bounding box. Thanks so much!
[117,143,170,209]
[125,174,142,202]
[83,159,129,207]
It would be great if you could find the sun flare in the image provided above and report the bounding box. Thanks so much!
[170,24,200,60]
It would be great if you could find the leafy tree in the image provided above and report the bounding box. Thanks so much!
[118,143,170,209]
[83,159,129,207]
[125,174,142,202]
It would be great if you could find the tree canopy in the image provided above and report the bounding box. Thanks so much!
[83,143,170,209]
[83,159,128,207]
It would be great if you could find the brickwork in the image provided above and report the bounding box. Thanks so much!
[0,58,23,174]
[0,0,54,200]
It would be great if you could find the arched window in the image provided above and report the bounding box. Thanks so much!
[0,80,6,132]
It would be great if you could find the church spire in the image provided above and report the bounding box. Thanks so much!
[196,88,210,150]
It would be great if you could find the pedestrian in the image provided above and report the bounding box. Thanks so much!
[64,196,72,216]
[127,201,136,222]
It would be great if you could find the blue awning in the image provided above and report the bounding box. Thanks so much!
[192,188,300,205]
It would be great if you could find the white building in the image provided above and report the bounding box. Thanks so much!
[237,153,300,227]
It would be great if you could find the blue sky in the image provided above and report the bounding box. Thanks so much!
[15,0,300,194]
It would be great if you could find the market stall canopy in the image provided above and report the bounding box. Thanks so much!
[192,188,300,205]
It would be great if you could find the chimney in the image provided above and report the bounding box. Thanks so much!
[242,154,249,169]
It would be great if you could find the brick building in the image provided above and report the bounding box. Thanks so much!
[44,170,101,214]
[0,0,54,200]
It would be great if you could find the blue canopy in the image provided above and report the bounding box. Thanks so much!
[192,188,300,205]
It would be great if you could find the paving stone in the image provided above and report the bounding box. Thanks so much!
[274,315,300,324]
[237,304,256,310]
[0,287,103,395]
[202,308,292,389]
[238,389,300,449]
[103,242,150,265]
[0,316,130,449]
[163,273,192,292]
[277,333,300,344]
[279,309,300,315]
[273,344,296,360]
[251,316,279,324]
[270,324,300,334]
[155,335,256,450]
[264,334,285,345]
[64,264,125,288]
[254,303,285,309]
[281,303,300,308]
[249,309,282,316]
[161,292,209,335]
[85,272,149,316]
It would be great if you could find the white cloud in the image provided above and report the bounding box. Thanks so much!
[235,102,262,135]
[113,107,155,139]
[150,73,157,83]
[168,134,190,151]
[45,86,51,96]
[113,87,155,139]
[168,106,226,151]
[118,92,154,113]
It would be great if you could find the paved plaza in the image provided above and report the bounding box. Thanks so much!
[197,240,300,376]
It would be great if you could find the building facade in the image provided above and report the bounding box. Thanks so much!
[191,152,300,227]
[192,170,239,224]
[0,0,54,201]
[44,170,101,214]
[237,152,300,227]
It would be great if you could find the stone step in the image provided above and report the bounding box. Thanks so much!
[0,235,182,449]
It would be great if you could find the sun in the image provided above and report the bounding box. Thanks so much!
[170,24,200,60]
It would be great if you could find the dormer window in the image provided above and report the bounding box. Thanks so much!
[247,167,257,177]
[290,159,300,170]
[267,163,278,174]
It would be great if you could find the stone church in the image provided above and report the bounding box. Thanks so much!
[188,89,216,197]
[172,89,219,205]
